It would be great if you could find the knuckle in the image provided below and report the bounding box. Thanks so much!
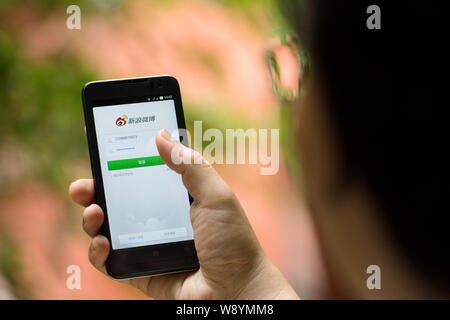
[82,210,93,234]
[217,187,236,203]
[88,243,96,264]
[204,186,237,209]
[82,215,88,233]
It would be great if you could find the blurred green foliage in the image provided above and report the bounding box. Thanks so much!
[0,30,96,190]
[0,0,299,190]
[0,0,123,14]
[0,228,27,298]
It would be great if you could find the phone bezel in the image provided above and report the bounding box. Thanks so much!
[82,75,199,279]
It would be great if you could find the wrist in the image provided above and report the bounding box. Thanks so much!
[234,252,300,300]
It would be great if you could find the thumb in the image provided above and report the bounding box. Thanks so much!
[155,129,233,206]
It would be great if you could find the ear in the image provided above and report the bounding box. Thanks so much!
[267,37,301,100]
[275,45,300,93]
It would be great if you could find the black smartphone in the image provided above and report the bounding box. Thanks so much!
[82,75,199,279]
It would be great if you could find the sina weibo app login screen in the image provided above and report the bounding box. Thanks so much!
[93,99,193,250]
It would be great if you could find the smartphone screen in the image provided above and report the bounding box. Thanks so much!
[92,97,193,250]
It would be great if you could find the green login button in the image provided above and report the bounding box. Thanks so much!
[107,156,165,171]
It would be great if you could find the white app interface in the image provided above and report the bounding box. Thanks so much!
[93,100,193,250]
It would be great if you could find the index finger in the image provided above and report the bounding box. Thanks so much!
[69,178,95,207]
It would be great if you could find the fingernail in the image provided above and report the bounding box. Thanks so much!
[160,129,175,143]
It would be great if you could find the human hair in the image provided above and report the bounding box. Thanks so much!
[284,0,449,291]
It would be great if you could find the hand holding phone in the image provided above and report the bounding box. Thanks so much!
[72,76,298,299]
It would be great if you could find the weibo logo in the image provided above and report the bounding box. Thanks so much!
[115,115,128,126]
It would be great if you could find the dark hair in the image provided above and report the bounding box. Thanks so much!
[286,0,450,291]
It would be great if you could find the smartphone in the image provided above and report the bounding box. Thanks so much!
[82,75,199,279]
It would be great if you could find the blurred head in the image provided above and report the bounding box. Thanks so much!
[284,1,449,298]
